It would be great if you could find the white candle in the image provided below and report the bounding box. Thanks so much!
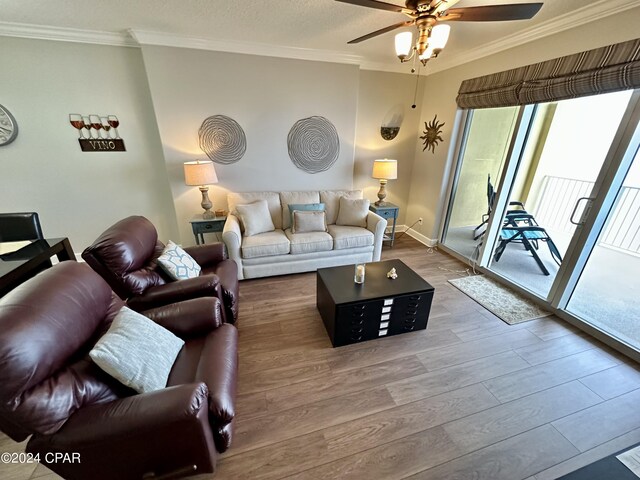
[355,264,365,284]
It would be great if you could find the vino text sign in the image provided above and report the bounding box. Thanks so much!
[79,139,126,152]
[68,113,126,152]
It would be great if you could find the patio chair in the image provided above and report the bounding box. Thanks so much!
[493,226,563,276]
[473,175,530,240]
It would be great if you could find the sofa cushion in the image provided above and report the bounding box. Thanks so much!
[241,229,290,259]
[157,241,202,280]
[292,210,328,234]
[336,197,370,228]
[90,306,185,394]
[285,229,333,254]
[287,203,325,229]
[280,191,321,230]
[328,225,375,250]
[236,200,276,237]
[228,191,282,230]
[320,190,362,225]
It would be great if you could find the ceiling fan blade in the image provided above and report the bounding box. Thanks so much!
[335,0,406,13]
[429,0,462,15]
[347,20,415,44]
[439,3,543,22]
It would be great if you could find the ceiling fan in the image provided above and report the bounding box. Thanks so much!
[336,0,543,64]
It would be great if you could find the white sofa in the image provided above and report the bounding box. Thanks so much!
[222,190,386,280]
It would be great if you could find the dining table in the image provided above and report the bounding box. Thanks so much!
[0,237,75,297]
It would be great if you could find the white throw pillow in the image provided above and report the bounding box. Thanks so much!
[90,306,185,394]
[292,210,328,234]
[336,197,370,228]
[236,200,276,236]
[157,241,201,280]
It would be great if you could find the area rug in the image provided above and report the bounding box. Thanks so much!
[448,275,551,325]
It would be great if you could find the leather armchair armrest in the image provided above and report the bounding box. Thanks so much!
[183,243,226,265]
[127,274,222,312]
[27,383,217,480]
[222,215,244,280]
[142,297,224,338]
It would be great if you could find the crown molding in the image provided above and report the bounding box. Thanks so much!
[425,0,640,75]
[0,20,138,47]
[1,0,637,73]
[129,29,364,66]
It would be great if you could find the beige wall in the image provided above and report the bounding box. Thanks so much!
[139,45,361,245]
[406,6,640,241]
[0,36,178,251]
[354,70,424,225]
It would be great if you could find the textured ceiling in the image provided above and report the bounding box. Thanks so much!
[0,0,633,73]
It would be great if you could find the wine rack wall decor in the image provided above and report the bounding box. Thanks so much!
[68,114,126,152]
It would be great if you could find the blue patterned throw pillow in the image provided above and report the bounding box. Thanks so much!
[157,241,201,280]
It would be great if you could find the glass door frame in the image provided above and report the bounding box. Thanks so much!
[438,90,640,362]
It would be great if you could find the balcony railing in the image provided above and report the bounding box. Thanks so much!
[531,175,640,256]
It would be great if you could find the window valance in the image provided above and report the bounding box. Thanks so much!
[457,38,640,109]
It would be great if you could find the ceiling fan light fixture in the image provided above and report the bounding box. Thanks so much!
[395,31,413,60]
[429,24,450,50]
[419,45,435,62]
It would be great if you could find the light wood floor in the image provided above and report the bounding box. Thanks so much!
[2,236,640,479]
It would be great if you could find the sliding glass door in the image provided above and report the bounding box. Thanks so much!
[441,107,519,260]
[441,88,640,353]
[565,116,640,348]
[487,90,634,297]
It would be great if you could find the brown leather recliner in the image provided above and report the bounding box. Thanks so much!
[0,261,238,480]
[82,215,239,324]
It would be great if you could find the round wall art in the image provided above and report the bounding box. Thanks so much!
[287,116,340,174]
[198,115,246,165]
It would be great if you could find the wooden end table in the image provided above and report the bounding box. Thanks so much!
[369,202,399,247]
[189,215,227,245]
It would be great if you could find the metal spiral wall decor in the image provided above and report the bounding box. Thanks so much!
[198,115,246,165]
[287,116,340,174]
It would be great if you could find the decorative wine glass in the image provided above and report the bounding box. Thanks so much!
[82,116,93,139]
[89,115,103,139]
[108,115,120,139]
[69,114,85,139]
[101,117,112,139]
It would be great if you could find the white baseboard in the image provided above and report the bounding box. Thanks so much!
[389,225,438,247]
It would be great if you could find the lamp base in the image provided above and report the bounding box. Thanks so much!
[375,179,388,206]
[199,186,214,219]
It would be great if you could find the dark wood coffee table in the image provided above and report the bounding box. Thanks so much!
[316,259,434,347]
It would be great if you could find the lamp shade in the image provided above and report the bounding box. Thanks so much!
[372,159,398,180]
[430,24,450,50]
[184,160,218,186]
[394,31,413,57]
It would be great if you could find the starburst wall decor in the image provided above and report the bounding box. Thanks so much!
[420,115,445,154]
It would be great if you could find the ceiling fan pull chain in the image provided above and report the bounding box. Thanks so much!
[411,61,421,109]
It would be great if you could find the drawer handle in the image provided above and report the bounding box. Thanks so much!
[352,312,365,318]
[403,325,415,332]
[408,302,419,308]
[351,335,363,341]
[205,224,213,230]
[351,326,364,334]
[410,295,422,301]
[406,310,418,316]
[351,319,364,326]
[405,318,416,324]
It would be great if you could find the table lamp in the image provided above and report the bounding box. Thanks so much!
[372,159,398,206]
[184,160,218,219]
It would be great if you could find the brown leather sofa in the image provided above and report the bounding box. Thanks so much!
[0,261,238,479]
[82,215,239,324]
